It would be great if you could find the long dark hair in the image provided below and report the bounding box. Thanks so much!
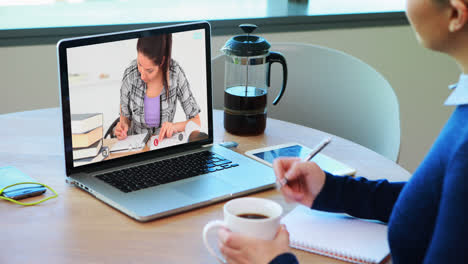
[137,34,172,96]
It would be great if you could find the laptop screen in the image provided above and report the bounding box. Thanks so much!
[58,23,212,170]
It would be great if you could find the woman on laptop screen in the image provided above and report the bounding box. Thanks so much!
[114,33,202,143]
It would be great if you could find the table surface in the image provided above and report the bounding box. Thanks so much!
[0,108,410,264]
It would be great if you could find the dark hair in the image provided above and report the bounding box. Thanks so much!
[137,34,172,95]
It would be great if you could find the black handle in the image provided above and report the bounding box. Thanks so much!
[267,51,288,105]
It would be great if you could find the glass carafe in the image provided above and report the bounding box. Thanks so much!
[222,24,287,135]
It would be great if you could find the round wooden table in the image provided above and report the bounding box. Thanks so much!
[0,108,410,264]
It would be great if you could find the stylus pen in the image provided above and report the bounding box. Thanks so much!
[277,137,332,189]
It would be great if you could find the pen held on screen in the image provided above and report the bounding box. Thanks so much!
[276,137,332,189]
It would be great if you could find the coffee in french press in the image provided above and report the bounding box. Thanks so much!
[221,24,287,135]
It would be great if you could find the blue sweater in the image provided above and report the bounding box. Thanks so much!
[270,105,468,264]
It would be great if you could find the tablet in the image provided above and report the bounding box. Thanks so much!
[245,143,356,176]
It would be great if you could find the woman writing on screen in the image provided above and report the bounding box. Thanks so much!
[217,0,468,263]
[115,34,201,142]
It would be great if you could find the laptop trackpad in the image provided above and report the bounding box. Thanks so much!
[172,175,236,199]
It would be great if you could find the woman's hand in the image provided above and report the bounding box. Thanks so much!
[114,121,129,140]
[218,225,291,264]
[273,157,326,208]
[158,116,200,142]
[158,122,177,142]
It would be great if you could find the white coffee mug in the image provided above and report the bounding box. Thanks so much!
[202,197,283,263]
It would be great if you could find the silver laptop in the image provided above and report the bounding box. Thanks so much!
[57,21,275,222]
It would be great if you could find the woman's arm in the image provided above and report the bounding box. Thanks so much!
[114,106,131,140]
[313,173,405,223]
[269,253,299,264]
[120,109,131,126]
[180,114,200,127]
[157,60,202,141]
[118,63,134,139]
[174,61,202,123]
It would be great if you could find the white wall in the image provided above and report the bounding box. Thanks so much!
[0,25,459,173]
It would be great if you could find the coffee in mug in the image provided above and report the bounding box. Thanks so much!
[237,213,269,219]
[202,197,283,263]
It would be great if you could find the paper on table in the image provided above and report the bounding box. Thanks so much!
[148,121,201,150]
[110,133,149,153]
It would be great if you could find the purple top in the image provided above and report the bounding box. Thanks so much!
[144,95,161,128]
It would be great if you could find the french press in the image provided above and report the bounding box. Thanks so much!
[222,24,288,135]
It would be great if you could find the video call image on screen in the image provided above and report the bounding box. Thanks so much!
[67,29,209,167]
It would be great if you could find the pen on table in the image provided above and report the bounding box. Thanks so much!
[277,137,332,189]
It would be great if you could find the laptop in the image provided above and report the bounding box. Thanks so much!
[57,21,276,222]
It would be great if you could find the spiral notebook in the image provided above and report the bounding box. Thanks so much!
[281,205,390,264]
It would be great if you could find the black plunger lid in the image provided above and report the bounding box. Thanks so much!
[222,24,271,57]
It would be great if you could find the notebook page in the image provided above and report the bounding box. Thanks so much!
[148,121,202,150]
[148,133,185,150]
[281,205,389,264]
[110,133,147,152]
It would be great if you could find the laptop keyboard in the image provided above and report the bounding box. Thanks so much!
[95,151,239,193]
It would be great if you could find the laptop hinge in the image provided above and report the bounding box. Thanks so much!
[202,143,214,148]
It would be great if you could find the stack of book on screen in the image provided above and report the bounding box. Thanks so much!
[71,113,107,166]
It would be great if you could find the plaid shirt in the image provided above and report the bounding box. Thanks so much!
[120,59,201,136]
